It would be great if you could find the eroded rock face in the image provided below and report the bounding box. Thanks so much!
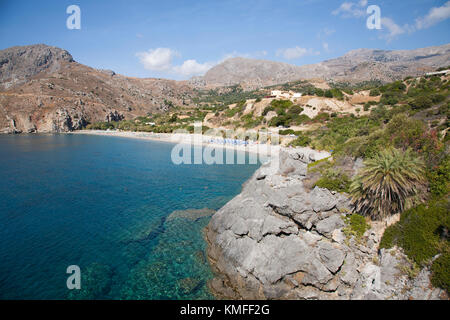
[205,148,447,300]
[0,44,74,90]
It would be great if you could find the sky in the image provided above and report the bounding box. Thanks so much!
[1,0,449,80]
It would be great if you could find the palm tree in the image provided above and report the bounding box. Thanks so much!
[350,148,426,220]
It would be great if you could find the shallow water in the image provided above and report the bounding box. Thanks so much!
[0,134,260,299]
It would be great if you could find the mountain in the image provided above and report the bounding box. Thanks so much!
[1,43,449,133]
[0,44,194,133]
[195,44,450,89]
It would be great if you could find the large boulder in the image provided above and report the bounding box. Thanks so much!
[205,147,447,300]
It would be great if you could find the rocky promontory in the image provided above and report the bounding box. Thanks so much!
[205,148,446,300]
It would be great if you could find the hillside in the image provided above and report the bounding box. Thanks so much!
[195,44,450,89]
[1,43,449,134]
[0,44,195,133]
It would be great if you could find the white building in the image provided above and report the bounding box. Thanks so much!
[271,90,282,97]
[425,70,450,77]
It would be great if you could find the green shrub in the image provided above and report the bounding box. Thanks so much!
[315,170,351,193]
[343,214,370,239]
[427,155,450,196]
[431,253,450,292]
[409,95,433,110]
[330,88,344,100]
[369,89,381,96]
[289,134,312,147]
[262,105,274,116]
[292,114,311,125]
[279,129,295,136]
[380,199,449,266]
[288,105,304,115]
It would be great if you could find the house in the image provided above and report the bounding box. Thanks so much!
[271,90,282,97]
[425,70,450,77]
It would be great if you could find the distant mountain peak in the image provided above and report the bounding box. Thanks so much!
[194,43,450,89]
[0,44,74,89]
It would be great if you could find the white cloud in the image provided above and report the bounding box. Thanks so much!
[136,48,179,72]
[332,1,365,18]
[381,17,406,40]
[323,42,330,52]
[416,1,450,30]
[172,59,214,77]
[137,48,216,78]
[276,46,320,60]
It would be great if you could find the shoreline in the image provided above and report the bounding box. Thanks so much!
[72,130,284,158]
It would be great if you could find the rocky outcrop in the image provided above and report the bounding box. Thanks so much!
[105,110,124,123]
[0,44,74,90]
[205,148,447,300]
[50,108,88,132]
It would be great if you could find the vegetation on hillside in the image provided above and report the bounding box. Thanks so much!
[380,199,449,291]
[84,72,450,291]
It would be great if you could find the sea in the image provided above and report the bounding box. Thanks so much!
[0,134,260,299]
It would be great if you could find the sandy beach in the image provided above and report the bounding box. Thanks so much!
[72,130,283,159]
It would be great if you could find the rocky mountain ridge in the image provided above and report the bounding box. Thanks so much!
[196,44,450,89]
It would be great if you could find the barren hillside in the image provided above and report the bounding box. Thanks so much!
[0,44,195,133]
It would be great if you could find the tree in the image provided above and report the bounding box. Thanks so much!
[350,148,426,220]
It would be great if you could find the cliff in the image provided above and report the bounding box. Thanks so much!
[205,148,447,300]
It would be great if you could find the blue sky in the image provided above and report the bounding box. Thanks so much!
[1,0,449,80]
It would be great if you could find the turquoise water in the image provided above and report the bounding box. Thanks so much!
[0,134,260,300]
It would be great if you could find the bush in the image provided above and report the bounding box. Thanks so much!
[343,214,370,239]
[431,253,450,292]
[288,105,304,115]
[279,129,295,135]
[380,199,449,265]
[427,155,450,196]
[315,171,351,193]
[409,95,433,110]
[331,88,344,100]
[369,89,380,96]
[262,105,274,116]
[289,134,312,147]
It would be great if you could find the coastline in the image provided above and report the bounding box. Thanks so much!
[72,130,283,158]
